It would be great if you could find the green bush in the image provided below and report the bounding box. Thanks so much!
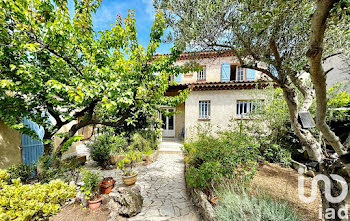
[6,164,35,184]
[258,140,292,166]
[109,134,128,155]
[88,134,113,168]
[129,130,160,153]
[0,169,76,220]
[37,156,82,184]
[137,129,160,150]
[129,133,152,152]
[184,127,261,191]
[215,189,301,221]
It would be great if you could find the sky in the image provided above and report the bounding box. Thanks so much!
[68,0,173,54]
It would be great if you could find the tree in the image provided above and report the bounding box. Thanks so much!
[156,0,350,219]
[307,0,350,215]
[0,0,188,163]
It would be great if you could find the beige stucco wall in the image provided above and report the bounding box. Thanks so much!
[0,121,22,168]
[175,56,265,84]
[184,90,266,138]
[175,103,185,139]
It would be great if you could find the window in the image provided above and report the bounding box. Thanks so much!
[228,65,247,81]
[199,101,210,119]
[197,66,206,81]
[236,67,244,81]
[236,100,262,118]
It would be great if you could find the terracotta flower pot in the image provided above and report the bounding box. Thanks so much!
[99,177,115,194]
[122,172,138,186]
[88,196,102,210]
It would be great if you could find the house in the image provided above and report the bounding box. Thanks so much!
[161,50,268,139]
[323,54,350,92]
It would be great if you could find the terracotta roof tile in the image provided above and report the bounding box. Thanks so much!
[154,50,234,61]
[168,81,271,91]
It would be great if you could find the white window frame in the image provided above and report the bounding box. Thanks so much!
[199,100,211,119]
[197,66,206,81]
[236,67,244,81]
[236,100,262,118]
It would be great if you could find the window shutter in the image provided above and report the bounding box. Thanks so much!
[246,69,256,81]
[221,63,230,82]
[174,73,182,83]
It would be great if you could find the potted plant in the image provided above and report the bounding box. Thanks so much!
[99,177,115,194]
[81,170,101,209]
[116,150,142,186]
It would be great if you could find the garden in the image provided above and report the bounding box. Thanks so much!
[0,0,350,220]
[182,85,350,221]
[0,125,163,220]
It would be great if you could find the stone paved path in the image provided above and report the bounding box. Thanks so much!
[129,140,200,221]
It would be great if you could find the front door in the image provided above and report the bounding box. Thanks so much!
[162,108,175,137]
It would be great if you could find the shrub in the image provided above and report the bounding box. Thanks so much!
[0,170,76,220]
[80,170,100,200]
[137,129,160,150]
[6,164,35,184]
[215,189,301,221]
[88,134,113,168]
[184,126,261,191]
[258,140,292,166]
[129,133,151,152]
[109,134,128,155]
[37,156,82,184]
[129,130,160,153]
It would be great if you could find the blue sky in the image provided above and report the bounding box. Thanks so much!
[68,0,173,54]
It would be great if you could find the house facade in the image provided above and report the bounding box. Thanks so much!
[161,51,268,139]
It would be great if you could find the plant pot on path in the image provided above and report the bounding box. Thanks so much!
[122,172,138,186]
[88,195,102,210]
[100,177,116,194]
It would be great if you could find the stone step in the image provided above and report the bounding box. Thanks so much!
[158,148,183,154]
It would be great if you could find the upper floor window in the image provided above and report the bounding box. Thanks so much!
[236,100,263,118]
[199,100,210,119]
[236,67,244,81]
[230,65,245,81]
[222,63,256,82]
[197,66,206,81]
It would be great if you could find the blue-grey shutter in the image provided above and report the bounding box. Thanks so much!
[221,63,230,82]
[174,73,181,83]
[246,69,256,81]
[21,117,44,165]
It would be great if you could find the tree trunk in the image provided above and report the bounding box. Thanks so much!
[43,131,53,156]
[306,0,350,218]
[282,87,324,162]
[319,162,349,221]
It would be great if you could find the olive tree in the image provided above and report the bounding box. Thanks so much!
[155,0,350,219]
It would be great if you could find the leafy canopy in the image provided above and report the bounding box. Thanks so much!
[0,0,189,153]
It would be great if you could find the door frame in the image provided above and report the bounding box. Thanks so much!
[161,107,176,137]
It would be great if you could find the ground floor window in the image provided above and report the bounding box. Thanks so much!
[236,100,262,118]
[199,100,211,119]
